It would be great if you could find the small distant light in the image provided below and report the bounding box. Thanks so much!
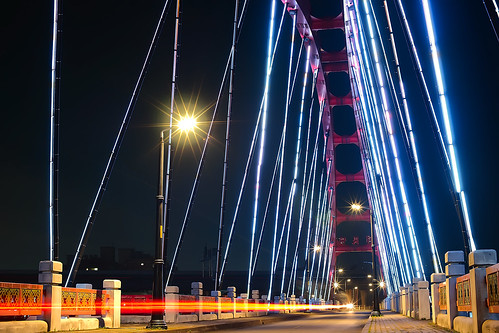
[313,245,321,252]
[91,267,98,271]
[347,279,351,282]
[338,268,344,273]
[334,282,339,288]
[346,303,354,309]
[370,289,373,292]
[367,274,372,278]
[354,286,358,289]
[140,263,144,266]
[369,283,372,286]
[380,281,385,288]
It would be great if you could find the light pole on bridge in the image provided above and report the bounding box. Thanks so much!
[351,203,381,316]
[148,117,197,329]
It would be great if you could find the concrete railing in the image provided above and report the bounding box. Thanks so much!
[385,250,499,333]
[0,261,121,333]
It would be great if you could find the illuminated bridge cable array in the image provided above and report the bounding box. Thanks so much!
[382,0,442,274]
[63,0,482,304]
[344,0,415,288]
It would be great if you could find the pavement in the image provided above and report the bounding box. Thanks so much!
[75,310,455,332]
[362,311,454,333]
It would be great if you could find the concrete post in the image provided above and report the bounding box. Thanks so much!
[227,286,236,298]
[469,250,498,333]
[418,281,430,320]
[191,282,203,296]
[251,290,259,300]
[290,295,296,312]
[103,279,121,328]
[444,250,465,330]
[39,260,62,331]
[211,291,222,319]
[412,277,422,318]
[404,284,412,316]
[227,287,237,317]
[191,282,203,320]
[431,273,445,324]
[400,286,406,315]
[165,286,179,323]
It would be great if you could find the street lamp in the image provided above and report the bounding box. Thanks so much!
[149,118,196,328]
[306,245,321,299]
[351,203,381,316]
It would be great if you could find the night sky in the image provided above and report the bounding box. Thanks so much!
[1,0,498,285]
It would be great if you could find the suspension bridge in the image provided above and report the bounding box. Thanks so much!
[1,0,499,331]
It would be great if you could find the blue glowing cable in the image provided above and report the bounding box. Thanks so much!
[421,0,476,252]
[280,44,311,295]
[248,0,277,296]
[345,3,413,284]
[361,0,424,278]
[382,0,442,273]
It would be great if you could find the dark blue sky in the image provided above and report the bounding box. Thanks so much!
[0,0,498,282]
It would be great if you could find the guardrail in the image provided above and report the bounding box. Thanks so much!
[438,282,447,311]
[0,282,43,317]
[456,273,471,312]
[61,287,97,316]
[486,262,499,314]
[121,294,152,315]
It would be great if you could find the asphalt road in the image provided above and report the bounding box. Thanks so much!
[223,311,371,332]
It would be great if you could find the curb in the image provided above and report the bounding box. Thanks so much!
[152,313,312,332]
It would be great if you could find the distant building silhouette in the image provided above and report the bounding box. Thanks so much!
[66,246,154,271]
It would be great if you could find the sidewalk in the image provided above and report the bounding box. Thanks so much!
[75,312,312,332]
[362,311,454,333]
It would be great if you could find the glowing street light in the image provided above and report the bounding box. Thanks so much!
[351,203,362,211]
[351,203,380,316]
[313,245,321,252]
[334,282,339,289]
[177,115,197,133]
[338,268,344,273]
[150,117,197,328]
[380,281,385,288]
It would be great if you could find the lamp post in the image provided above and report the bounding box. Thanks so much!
[148,131,168,329]
[149,116,197,329]
[351,203,381,316]
[306,245,321,300]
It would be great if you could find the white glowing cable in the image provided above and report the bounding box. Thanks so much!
[362,0,424,278]
[289,97,323,296]
[346,3,413,283]
[308,161,331,296]
[301,132,325,296]
[421,0,476,252]
[394,0,449,167]
[280,44,311,295]
[348,42,403,289]
[383,0,442,273]
[266,3,299,299]
[249,0,277,296]
[345,3,398,286]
